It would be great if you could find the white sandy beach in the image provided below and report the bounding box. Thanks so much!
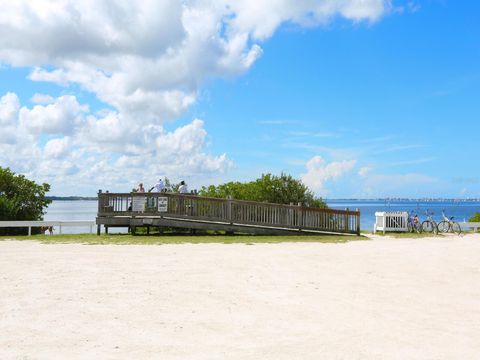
[1,234,480,360]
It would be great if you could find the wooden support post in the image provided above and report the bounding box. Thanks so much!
[105,226,109,234]
[97,224,101,235]
[28,226,31,236]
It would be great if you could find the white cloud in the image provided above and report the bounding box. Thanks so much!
[358,166,372,177]
[31,93,55,104]
[0,92,20,125]
[0,1,391,194]
[44,137,72,159]
[0,92,232,194]
[227,0,389,40]
[19,95,88,135]
[301,155,357,195]
[0,93,28,146]
[0,0,390,123]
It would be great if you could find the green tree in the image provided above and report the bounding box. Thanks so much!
[469,212,480,222]
[199,173,327,208]
[0,167,51,235]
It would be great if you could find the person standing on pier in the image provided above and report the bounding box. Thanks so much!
[150,178,165,192]
[178,180,188,193]
[178,180,189,215]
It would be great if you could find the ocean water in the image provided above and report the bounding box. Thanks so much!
[43,199,480,234]
[43,200,103,234]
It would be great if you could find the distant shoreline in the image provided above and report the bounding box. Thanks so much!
[47,196,97,201]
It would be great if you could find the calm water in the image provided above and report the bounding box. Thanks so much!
[44,200,105,234]
[44,199,480,234]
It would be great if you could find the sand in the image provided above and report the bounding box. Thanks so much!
[1,234,480,359]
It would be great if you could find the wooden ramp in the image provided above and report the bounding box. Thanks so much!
[96,192,360,236]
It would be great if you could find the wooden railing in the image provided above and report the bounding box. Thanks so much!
[97,191,360,235]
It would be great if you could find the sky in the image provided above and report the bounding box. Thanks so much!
[0,0,479,198]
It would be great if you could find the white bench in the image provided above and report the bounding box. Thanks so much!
[0,220,96,236]
[458,222,480,232]
[374,211,408,234]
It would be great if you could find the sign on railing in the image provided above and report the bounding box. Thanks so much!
[158,197,168,212]
[132,196,146,212]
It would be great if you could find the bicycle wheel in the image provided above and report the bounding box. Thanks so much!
[451,222,462,235]
[414,222,422,233]
[407,221,413,233]
[422,220,434,233]
[438,221,450,233]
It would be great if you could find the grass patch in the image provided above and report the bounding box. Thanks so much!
[0,233,366,245]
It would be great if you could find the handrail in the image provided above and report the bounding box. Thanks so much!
[98,191,359,215]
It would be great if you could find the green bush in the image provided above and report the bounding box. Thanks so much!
[0,167,51,235]
[469,212,480,222]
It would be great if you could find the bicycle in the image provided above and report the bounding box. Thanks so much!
[421,210,438,235]
[407,211,422,233]
[437,210,462,235]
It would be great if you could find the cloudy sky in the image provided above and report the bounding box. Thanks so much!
[0,0,479,198]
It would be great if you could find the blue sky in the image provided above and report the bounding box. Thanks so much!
[0,1,478,198]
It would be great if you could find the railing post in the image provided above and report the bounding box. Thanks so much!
[298,202,303,230]
[288,203,294,227]
[97,190,102,214]
[345,208,349,233]
[356,208,360,235]
[227,195,233,224]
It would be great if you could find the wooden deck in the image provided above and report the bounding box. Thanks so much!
[96,191,361,236]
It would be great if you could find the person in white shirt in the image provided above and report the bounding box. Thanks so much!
[178,180,188,193]
[150,178,165,192]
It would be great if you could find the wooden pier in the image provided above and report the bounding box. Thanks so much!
[96,191,361,236]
